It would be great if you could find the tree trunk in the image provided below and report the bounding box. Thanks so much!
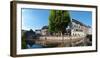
[61,32,64,46]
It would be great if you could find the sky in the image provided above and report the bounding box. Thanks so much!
[22,8,92,31]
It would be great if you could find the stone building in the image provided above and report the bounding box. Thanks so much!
[69,19,90,37]
[35,29,41,36]
[41,26,49,36]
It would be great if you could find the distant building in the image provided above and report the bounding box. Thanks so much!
[35,29,41,35]
[41,26,49,36]
[68,19,90,37]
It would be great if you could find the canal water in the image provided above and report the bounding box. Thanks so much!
[26,38,92,49]
[27,44,43,49]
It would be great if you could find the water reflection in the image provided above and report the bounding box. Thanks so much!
[27,44,43,49]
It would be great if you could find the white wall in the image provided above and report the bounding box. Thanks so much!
[0,0,100,58]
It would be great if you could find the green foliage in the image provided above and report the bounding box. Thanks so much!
[48,10,71,35]
[48,10,56,33]
[22,32,27,49]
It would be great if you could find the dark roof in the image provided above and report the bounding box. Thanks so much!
[42,26,48,29]
[72,19,88,27]
[35,29,41,31]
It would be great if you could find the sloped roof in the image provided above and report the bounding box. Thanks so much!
[42,26,48,29]
[72,19,88,27]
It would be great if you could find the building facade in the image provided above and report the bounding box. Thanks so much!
[69,19,91,37]
[34,19,91,37]
[35,29,41,35]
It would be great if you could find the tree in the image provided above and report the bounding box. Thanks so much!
[22,31,27,49]
[48,10,71,36]
[48,10,56,35]
[26,29,36,47]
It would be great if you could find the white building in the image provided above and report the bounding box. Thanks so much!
[41,26,49,36]
[35,30,41,35]
[70,19,89,37]
[41,29,48,36]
